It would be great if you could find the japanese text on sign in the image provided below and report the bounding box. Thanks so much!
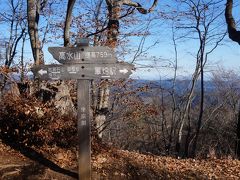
[58,51,112,61]
[80,106,87,126]
[67,66,80,74]
[48,67,61,80]
[94,67,117,76]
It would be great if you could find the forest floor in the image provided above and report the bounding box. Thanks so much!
[0,140,240,180]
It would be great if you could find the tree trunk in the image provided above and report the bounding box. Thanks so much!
[106,0,121,48]
[225,0,240,44]
[93,0,122,138]
[176,68,199,157]
[225,0,240,158]
[94,0,159,138]
[27,0,44,65]
[64,0,76,47]
[236,101,240,159]
[184,108,191,158]
[20,33,27,82]
[191,51,205,158]
[27,0,76,116]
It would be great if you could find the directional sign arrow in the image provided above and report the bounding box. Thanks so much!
[38,69,47,75]
[119,68,129,74]
[32,62,134,80]
[49,46,117,64]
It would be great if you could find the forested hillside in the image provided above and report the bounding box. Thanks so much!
[0,0,240,179]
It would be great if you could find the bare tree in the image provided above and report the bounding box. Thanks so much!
[225,0,240,159]
[0,0,27,67]
[92,0,158,138]
[211,69,240,158]
[169,0,227,158]
[0,0,27,96]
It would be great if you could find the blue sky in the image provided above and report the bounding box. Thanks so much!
[0,0,239,80]
[129,0,240,80]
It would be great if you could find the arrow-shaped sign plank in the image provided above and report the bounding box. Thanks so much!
[48,47,117,64]
[32,62,134,80]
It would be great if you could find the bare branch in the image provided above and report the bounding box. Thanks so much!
[119,7,135,19]
[122,0,158,14]
[87,26,108,37]
[40,0,48,11]
[87,7,134,38]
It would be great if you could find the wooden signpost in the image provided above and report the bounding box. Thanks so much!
[32,39,134,180]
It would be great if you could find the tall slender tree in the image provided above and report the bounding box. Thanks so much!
[171,0,227,158]
[0,0,27,67]
[93,0,158,137]
[225,0,240,159]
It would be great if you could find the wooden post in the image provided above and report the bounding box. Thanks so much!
[77,79,91,180]
[31,39,134,179]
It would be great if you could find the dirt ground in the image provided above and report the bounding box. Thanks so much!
[0,141,240,180]
[0,142,78,180]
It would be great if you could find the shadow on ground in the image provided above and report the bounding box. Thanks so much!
[1,141,78,179]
